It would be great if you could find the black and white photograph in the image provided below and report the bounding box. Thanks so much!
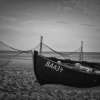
[0,0,100,99]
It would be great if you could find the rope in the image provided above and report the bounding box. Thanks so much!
[0,41,20,51]
[0,50,32,67]
[0,40,83,67]
[42,43,65,58]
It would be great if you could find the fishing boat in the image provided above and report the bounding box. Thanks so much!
[33,36,100,88]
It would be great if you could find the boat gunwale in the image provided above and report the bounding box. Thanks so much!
[37,53,100,75]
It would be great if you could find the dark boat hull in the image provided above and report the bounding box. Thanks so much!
[33,51,100,88]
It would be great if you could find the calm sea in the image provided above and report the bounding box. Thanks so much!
[0,52,100,63]
[62,52,100,63]
[41,52,100,63]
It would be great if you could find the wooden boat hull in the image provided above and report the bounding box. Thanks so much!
[33,51,100,88]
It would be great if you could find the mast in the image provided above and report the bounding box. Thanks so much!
[79,41,84,61]
[40,36,43,55]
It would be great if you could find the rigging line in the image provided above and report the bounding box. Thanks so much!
[0,41,20,51]
[0,51,25,67]
[43,43,82,59]
[18,50,32,54]
[33,43,40,50]
[9,50,29,58]
[43,43,65,58]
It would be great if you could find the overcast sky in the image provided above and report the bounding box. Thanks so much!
[0,0,100,52]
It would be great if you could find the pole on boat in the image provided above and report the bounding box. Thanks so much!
[79,41,84,61]
[39,36,43,55]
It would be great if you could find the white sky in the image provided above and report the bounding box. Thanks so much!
[0,0,100,52]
